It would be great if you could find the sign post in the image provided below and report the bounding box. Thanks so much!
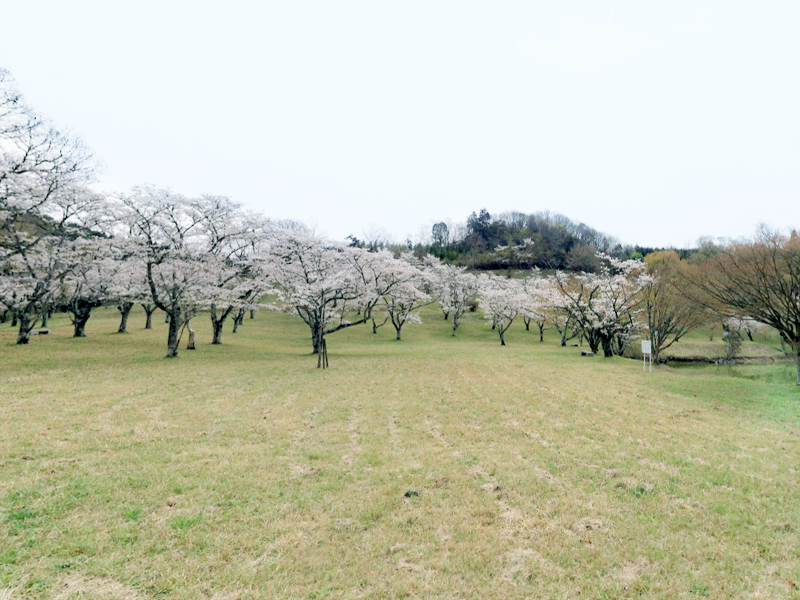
[641,340,652,373]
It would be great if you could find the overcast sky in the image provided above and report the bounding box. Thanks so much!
[2,1,798,247]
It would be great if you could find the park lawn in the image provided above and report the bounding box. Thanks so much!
[0,306,798,599]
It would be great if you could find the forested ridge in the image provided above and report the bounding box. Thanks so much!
[351,209,687,272]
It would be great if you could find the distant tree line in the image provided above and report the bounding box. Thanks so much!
[403,209,693,272]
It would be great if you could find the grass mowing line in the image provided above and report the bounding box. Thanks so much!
[422,412,563,589]
[339,403,362,475]
[420,359,614,592]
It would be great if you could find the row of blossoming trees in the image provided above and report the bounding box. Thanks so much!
[2,69,799,384]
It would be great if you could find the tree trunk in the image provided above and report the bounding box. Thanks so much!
[41,309,50,327]
[586,332,600,354]
[311,321,322,354]
[117,302,133,333]
[600,335,614,357]
[523,317,530,331]
[210,305,233,345]
[250,309,255,319]
[142,304,155,329]
[395,324,402,340]
[499,330,506,346]
[232,307,245,333]
[11,312,18,327]
[212,319,224,344]
[538,323,544,342]
[612,335,626,356]
[73,319,86,337]
[793,342,800,387]
[317,336,328,369]
[0,310,7,324]
[73,313,90,337]
[443,312,449,320]
[16,311,34,344]
[71,301,95,338]
[650,331,660,364]
[371,316,390,334]
[184,319,196,350]
[166,312,181,357]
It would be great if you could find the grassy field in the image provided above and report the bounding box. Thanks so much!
[1,306,799,599]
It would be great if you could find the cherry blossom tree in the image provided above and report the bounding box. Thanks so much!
[553,254,650,357]
[1,235,73,342]
[725,317,767,342]
[104,222,161,332]
[479,275,527,346]
[108,256,149,333]
[58,237,122,337]
[118,187,221,357]
[0,186,106,344]
[426,257,479,336]
[552,310,579,347]
[0,70,100,343]
[194,195,269,345]
[492,238,536,269]
[520,273,550,341]
[378,258,433,340]
[262,230,411,367]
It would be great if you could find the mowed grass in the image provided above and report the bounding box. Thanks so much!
[1,306,799,599]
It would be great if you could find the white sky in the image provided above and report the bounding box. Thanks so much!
[2,1,798,247]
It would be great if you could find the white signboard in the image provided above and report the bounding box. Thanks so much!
[641,340,652,372]
[641,340,652,354]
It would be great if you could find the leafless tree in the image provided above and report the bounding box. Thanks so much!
[643,251,707,362]
[431,222,449,247]
[685,228,800,386]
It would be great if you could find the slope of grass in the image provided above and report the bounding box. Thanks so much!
[1,307,798,599]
